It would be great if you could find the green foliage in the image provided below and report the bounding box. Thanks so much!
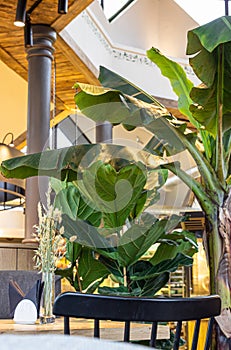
[59,176,197,295]
[53,161,197,296]
[146,47,195,127]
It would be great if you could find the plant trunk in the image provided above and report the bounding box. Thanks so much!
[206,190,231,349]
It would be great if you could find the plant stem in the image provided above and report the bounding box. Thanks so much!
[216,44,225,186]
[75,264,83,293]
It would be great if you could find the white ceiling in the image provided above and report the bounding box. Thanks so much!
[173,0,225,25]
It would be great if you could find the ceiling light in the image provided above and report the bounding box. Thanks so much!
[58,0,68,14]
[14,0,27,27]
[0,142,25,210]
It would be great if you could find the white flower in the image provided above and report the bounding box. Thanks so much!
[70,235,77,243]
[59,226,64,235]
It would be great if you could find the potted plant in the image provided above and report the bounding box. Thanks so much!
[0,147,198,298]
[50,161,197,297]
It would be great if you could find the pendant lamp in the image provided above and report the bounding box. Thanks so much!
[0,133,25,210]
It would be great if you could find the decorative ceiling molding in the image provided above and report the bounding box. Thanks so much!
[81,9,195,76]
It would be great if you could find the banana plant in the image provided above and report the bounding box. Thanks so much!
[2,15,230,347]
[70,16,230,347]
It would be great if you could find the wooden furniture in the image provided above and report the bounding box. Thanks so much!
[0,318,167,341]
[0,242,36,270]
[53,292,221,349]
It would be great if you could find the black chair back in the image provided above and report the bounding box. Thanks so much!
[53,292,221,350]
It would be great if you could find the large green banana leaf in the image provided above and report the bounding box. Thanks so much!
[99,65,164,106]
[147,17,231,139]
[0,143,161,180]
[187,22,231,137]
[74,82,188,156]
[73,73,223,206]
[146,47,196,127]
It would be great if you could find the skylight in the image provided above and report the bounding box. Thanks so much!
[98,0,135,22]
[174,0,227,25]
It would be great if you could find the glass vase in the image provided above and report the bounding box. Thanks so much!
[40,271,55,324]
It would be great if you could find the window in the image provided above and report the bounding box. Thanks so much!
[98,0,135,22]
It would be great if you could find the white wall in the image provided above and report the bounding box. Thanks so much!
[158,0,197,57]
[0,60,27,142]
[89,0,198,58]
[62,0,200,101]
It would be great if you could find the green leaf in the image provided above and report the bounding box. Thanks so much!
[139,272,170,297]
[78,248,109,291]
[62,214,113,251]
[99,66,164,106]
[74,84,131,124]
[0,143,168,195]
[75,84,187,157]
[55,183,101,225]
[146,47,197,128]
[150,231,198,266]
[186,18,231,138]
[98,286,130,296]
[55,266,73,280]
[187,16,231,54]
[98,255,124,283]
[65,240,82,264]
[78,161,147,229]
[117,214,169,267]
[131,253,193,281]
[0,144,140,180]
[128,260,170,297]
[50,177,65,193]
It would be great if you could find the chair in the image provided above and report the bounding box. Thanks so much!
[53,292,221,350]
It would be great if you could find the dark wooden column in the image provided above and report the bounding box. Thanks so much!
[24,25,56,242]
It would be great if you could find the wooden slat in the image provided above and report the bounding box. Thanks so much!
[0,46,27,80]
[0,248,17,270]
[17,248,35,270]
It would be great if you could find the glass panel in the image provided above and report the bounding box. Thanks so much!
[98,0,135,21]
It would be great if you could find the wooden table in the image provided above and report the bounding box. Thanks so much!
[0,318,169,341]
